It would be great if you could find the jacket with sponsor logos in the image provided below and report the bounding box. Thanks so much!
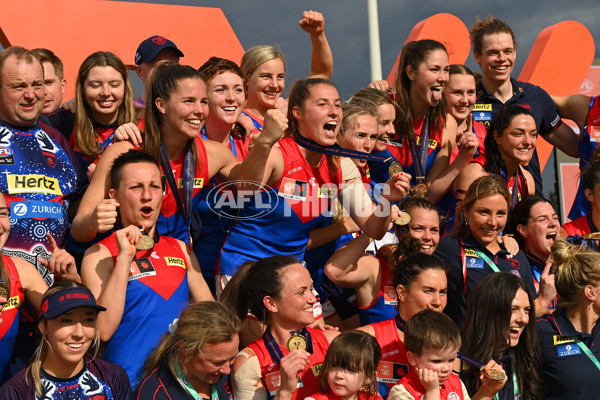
[0,118,81,285]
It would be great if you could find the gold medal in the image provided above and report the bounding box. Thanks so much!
[136,232,155,251]
[485,369,506,382]
[394,212,411,226]
[0,281,8,299]
[287,333,308,351]
[410,182,429,198]
[388,162,403,180]
[583,232,600,239]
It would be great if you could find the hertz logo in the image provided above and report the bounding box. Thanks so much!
[7,174,62,195]
[178,178,204,189]
[165,257,185,268]
[3,295,20,311]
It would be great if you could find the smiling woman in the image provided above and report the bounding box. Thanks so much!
[0,281,132,400]
[136,301,241,400]
[433,175,536,326]
[71,51,137,166]
[460,273,541,400]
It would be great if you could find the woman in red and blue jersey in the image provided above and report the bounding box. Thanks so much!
[217,78,411,292]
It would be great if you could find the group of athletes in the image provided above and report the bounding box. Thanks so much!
[0,8,599,400]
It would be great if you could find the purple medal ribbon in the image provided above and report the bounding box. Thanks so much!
[408,109,430,183]
[293,131,395,163]
[159,140,194,247]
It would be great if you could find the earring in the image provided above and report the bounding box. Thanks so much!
[464,218,469,226]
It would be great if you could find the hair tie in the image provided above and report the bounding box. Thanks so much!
[168,318,179,335]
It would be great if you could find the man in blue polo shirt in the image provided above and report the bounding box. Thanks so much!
[471,17,578,196]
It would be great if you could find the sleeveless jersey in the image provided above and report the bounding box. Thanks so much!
[218,137,342,276]
[357,257,397,325]
[569,96,600,220]
[368,113,444,189]
[370,318,410,398]
[157,137,211,245]
[0,120,78,285]
[248,328,329,400]
[394,370,465,400]
[69,122,117,168]
[194,127,247,280]
[0,256,23,384]
[563,214,593,237]
[242,109,264,131]
[450,120,487,164]
[471,157,529,210]
[99,234,190,386]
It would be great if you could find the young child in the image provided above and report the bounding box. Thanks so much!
[388,309,470,400]
[305,331,383,400]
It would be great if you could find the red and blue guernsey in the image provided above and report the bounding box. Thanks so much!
[370,318,410,399]
[99,234,190,386]
[0,256,23,384]
[391,369,465,400]
[368,113,443,190]
[0,119,80,285]
[563,213,594,237]
[249,327,329,400]
[242,109,264,131]
[157,137,210,245]
[218,137,342,277]
[357,257,397,326]
[195,127,249,282]
[569,96,600,220]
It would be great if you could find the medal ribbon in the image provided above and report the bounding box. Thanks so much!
[571,336,600,373]
[262,328,313,364]
[159,141,194,247]
[394,314,406,332]
[293,131,396,163]
[473,249,502,273]
[407,109,430,183]
[497,166,520,210]
[173,353,218,400]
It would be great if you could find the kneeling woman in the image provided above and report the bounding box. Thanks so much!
[0,281,132,400]
[81,150,212,386]
[136,301,240,400]
[231,256,339,400]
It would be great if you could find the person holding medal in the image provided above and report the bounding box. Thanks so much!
[136,301,240,400]
[433,175,542,326]
[217,77,411,290]
[537,239,600,400]
[453,105,536,209]
[81,149,213,386]
[324,197,441,326]
[367,39,478,204]
[460,272,541,400]
[561,151,600,238]
[71,62,240,272]
[230,256,338,400]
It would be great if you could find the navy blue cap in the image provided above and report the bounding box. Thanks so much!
[135,35,184,65]
[40,287,106,319]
